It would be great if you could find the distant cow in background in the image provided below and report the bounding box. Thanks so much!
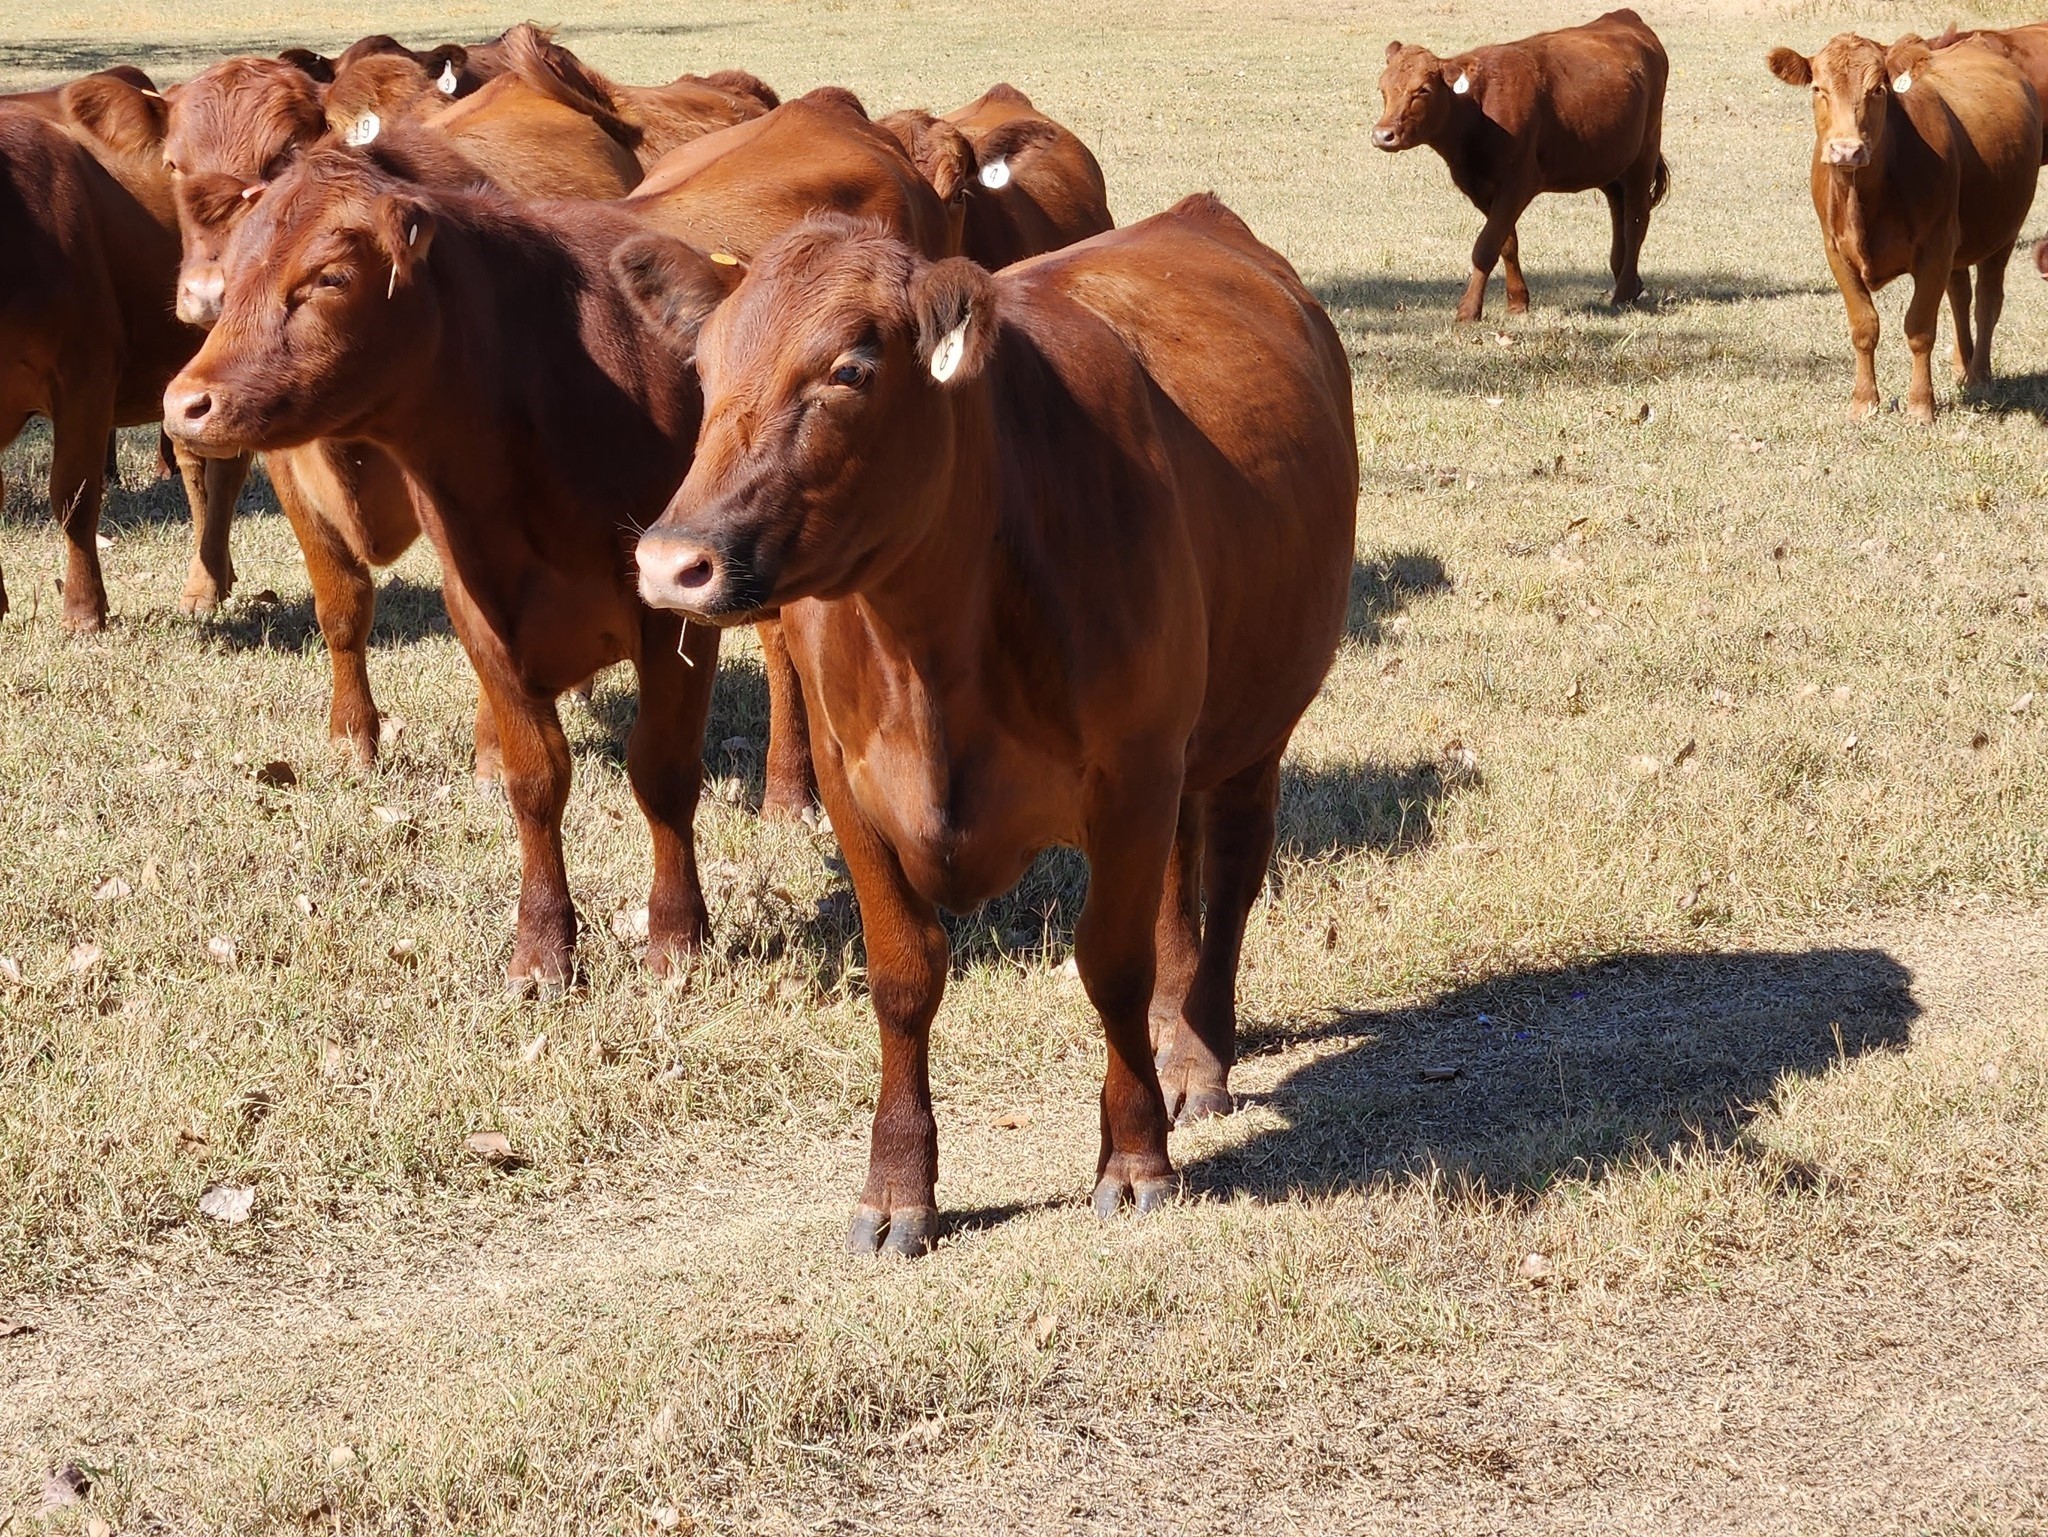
[1373,8,1669,321]
[1768,33,2039,422]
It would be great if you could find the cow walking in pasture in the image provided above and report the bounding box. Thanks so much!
[1372,8,1669,321]
[1768,33,2039,422]
[628,196,1359,1255]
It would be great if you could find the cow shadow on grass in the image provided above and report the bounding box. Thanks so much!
[204,572,451,654]
[1183,945,1916,1203]
[1313,269,1827,325]
[1348,550,1451,642]
[1966,371,2048,424]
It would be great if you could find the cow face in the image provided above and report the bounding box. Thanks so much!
[163,57,328,326]
[163,154,439,458]
[1769,34,1927,170]
[1373,42,1469,151]
[625,217,996,624]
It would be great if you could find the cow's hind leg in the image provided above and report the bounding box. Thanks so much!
[1149,792,1205,1054]
[49,396,115,632]
[1966,245,2013,394]
[629,610,718,975]
[175,447,249,614]
[757,619,817,819]
[1500,231,1531,316]
[1156,749,1283,1127]
[1605,173,1654,307]
[1947,269,1976,382]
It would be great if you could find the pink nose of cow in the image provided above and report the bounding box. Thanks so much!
[1371,126,1399,150]
[636,533,724,614]
[1822,138,1869,168]
[177,270,226,327]
[163,384,216,441]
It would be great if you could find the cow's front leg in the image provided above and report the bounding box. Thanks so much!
[630,610,720,974]
[1078,771,1181,1217]
[174,444,249,614]
[1824,243,1881,421]
[1902,258,1948,425]
[1458,192,1530,323]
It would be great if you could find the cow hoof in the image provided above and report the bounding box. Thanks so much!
[60,605,107,635]
[1506,297,1531,316]
[1173,1088,1235,1128]
[759,793,814,824]
[644,937,702,980]
[847,1204,937,1257]
[1907,399,1936,426]
[1091,1175,1174,1219]
[177,580,228,616]
[330,731,377,770]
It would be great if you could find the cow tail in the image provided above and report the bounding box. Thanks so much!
[1650,154,1671,210]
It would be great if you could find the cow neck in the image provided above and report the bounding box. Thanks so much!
[1825,100,1910,278]
[840,380,1005,697]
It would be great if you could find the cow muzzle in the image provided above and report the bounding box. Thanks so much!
[176,270,227,328]
[162,379,237,458]
[1822,138,1870,168]
[637,529,755,623]
[1370,125,1402,150]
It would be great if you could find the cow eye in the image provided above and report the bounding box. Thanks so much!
[829,360,872,390]
[315,269,350,291]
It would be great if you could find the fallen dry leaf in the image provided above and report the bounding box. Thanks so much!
[254,759,297,789]
[1419,1066,1461,1083]
[992,1111,1031,1130]
[388,939,419,965]
[611,908,651,943]
[1670,738,1697,769]
[1,1315,33,1340]
[1971,731,1991,751]
[67,942,103,974]
[206,935,238,967]
[1033,1312,1060,1347]
[327,1445,358,1471]
[86,1517,112,1537]
[197,1184,254,1224]
[520,1033,550,1065]
[2009,692,2035,716]
[464,1130,514,1164]
[0,956,20,986]
[1518,1252,1555,1283]
[93,876,131,902]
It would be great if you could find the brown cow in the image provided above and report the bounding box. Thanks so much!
[497,24,778,171]
[1768,34,2040,422]
[162,46,646,763]
[627,196,1359,1255]
[1373,9,1669,321]
[163,151,733,988]
[0,76,247,628]
[279,30,517,98]
[1925,22,2048,160]
[624,87,957,819]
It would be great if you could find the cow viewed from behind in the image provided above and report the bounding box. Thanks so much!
[1768,33,2039,422]
[1373,8,1669,321]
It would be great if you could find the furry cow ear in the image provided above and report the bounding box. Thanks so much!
[1884,40,1932,91]
[911,257,997,388]
[1385,39,1404,63]
[877,110,977,206]
[1766,47,1813,86]
[1442,58,1477,95]
[373,194,438,296]
[58,73,168,156]
[612,232,743,358]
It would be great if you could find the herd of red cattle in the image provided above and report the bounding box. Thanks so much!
[0,9,2040,1252]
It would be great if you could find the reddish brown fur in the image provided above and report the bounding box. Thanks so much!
[164,152,732,989]
[1923,22,2048,161]
[1374,8,1669,321]
[625,88,958,819]
[0,73,249,626]
[628,197,1358,1255]
[1768,33,2039,421]
[497,23,777,170]
[942,84,1114,268]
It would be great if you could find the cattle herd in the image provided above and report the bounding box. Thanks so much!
[0,7,2040,1255]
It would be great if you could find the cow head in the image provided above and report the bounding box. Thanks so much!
[624,216,994,623]
[876,109,977,255]
[324,53,441,143]
[1373,42,1473,150]
[164,56,328,326]
[1768,34,1928,171]
[53,70,173,221]
[163,151,441,457]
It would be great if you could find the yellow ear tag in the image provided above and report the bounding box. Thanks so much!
[710,252,740,266]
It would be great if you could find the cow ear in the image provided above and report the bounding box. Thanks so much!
[58,73,168,157]
[373,194,438,295]
[1442,58,1477,96]
[1884,40,1932,91]
[612,232,742,357]
[1767,47,1813,86]
[279,47,336,83]
[1385,39,1403,63]
[911,257,997,388]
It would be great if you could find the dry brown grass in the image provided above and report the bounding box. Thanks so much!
[3,0,2047,1530]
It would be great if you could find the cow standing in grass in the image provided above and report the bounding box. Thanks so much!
[1768,33,2039,423]
[628,197,1358,1255]
[1372,8,1669,321]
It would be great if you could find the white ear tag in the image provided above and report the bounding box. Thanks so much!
[438,61,459,95]
[388,264,398,299]
[1451,71,1471,95]
[929,322,967,383]
[1893,72,1913,92]
[344,111,380,147]
[978,156,1011,190]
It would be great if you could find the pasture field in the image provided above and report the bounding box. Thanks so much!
[4,0,2048,1530]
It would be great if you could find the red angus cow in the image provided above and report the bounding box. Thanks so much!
[1769,33,2039,421]
[1926,22,2048,159]
[0,74,247,629]
[945,84,1114,266]
[164,152,733,988]
[497,24,778,172]
[1374,9,1669,321]
[279,30,516,98]
[627,196,1359,1255]
[162,47,646,765]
